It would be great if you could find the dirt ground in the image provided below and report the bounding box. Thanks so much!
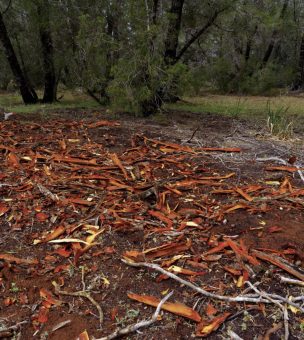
[0,109,303,340]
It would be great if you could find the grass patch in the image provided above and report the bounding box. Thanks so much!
[0,90,99,113]
[266,101,293,139]
[167,94,304,119]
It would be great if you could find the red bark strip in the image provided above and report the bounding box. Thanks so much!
[252,249,304,281]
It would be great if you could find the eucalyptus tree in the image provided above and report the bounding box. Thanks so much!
[1,0,304,110]
[198,0,299,93]
[0,2,38,103]
[106,0,233,115]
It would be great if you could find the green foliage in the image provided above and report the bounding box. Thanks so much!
[0,0,304,110]
[205,58,236,93]
[238,64,295,95]
[9,282,20,293]
[74,14,108,89]
[108,60,190,115]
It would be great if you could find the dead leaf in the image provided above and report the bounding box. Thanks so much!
[0,203,9,216]
[40,288,63,307]
[206,304,218,317]
[4,297,15,306]
[78,330,90,340]
[54,247,72,258]
[36,212,49,222]
[6,152,19,168]
[37,306,49,323]
[265,166,304,172]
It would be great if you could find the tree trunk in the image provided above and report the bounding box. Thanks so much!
[142,2,227,115]
[152,0,160,25]
[293,34,304,90]
[87,2,120,105]
[261,0,288,68]
[164,0,185,65]
[0,12,38,104]
[37,1,57,103]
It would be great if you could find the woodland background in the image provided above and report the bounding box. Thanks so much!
[1,0,304,115]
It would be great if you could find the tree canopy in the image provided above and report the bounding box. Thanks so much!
[0,0,303,114]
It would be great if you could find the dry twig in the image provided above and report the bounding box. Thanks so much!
[122,259,304,312]
[53,282,103,327]
[279,276,304,287]
[246,282,289,340]
[94,291,173,340]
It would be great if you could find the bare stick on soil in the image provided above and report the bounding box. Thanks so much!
[53,282,103,327]
[246,282,289,340]
[94,291,173,340]
[256,156,304,183]
[122,259,304,313]
[279,276,304,287]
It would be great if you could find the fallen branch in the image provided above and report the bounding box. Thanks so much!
[94,291,173,340]
[53,282,103,327]
[246,282,289,340]
[279,276,304,287]
[121,259,304,312]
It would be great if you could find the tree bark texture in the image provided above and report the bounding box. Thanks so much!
[293,34,304,89]
[0,11,38,104]
[164,0,184,65]
[37,1,57,103]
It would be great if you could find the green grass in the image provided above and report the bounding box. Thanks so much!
[0,90,99,113]
[2,91,304,129]
[166,94,304,119]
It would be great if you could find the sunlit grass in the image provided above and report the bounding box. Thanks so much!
[167,94,304,119]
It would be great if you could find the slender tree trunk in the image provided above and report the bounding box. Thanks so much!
[0,12,38,103]
[142,1,227,115]
[261,0,288,68]
[152,0,160,25]
[293,34,304,90]
[37,1,57,103]
[164,0,185,65]
[87,2,120,104]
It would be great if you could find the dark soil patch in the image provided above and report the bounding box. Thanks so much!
[0,110,303,340]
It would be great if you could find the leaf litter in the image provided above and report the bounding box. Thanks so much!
[0,114,303,339]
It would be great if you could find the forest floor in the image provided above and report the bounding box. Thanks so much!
[0,108,303,340]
